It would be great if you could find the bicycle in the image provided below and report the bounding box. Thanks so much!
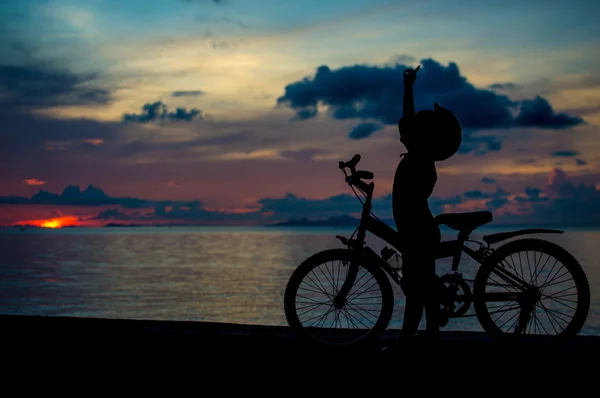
[283,154,591,348]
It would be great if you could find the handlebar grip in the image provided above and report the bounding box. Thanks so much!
[349,154,361,166]
[339,154,361,169]
[355,170,374,180]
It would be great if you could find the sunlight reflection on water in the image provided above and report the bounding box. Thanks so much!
[0,226,598,335]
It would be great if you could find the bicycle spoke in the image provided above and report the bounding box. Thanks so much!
[296,300,331,318]
[537,301,570,333]
[535,310,551,335]
[532,253,551,286]
[297,285,333,297]
[320,261,335,293]
[541,277,574,292]
[306,269,330,297]
[526,251,533,285]
[342,306,364,329]
[345,303,379,326]
[496,309,519,332]
[539,258,560,289]
[302,303,335,327]
[541,294,578,311]
[518,251,525,283]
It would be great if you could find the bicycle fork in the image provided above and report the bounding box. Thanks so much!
[333,247,399,309]
[488,265,541,335]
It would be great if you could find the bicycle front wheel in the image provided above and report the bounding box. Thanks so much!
[473,238,590,344]
[284,248,394,348]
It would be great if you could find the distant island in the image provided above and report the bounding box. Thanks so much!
[266,215,394,228]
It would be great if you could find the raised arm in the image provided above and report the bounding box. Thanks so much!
[402,65,419,120]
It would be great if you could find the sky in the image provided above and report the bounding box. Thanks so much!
[1,0,599,227]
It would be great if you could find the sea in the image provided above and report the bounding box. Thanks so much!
[1,225,599,336]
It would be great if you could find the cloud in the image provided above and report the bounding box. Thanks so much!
[0,184,201,209]
[276,58,586,154]
[442,169,600,225]
[82,138,105,145]
[91,208,133,221]
[481,177,496,184]
[257,192,393,220]
[172,90,205,97]
[514,187,550,203]
[518,169,600,225]
[551,150,579,157]
[515,96,584,129]
[90,202,264,225]
[463,188,510,199]
[0,64,111,110]
[348,122,383,139]
[122,101,203,123]
[576,158,587,166]
[24,179,45,186]
[488,82,520,91]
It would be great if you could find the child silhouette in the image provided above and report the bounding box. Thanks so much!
[394,65,462,340]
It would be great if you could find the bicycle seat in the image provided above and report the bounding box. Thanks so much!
[435,211,493,231]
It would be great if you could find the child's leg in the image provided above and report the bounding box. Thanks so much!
[423,227,442,334]
[423,261,441,334]
[400,249,424,338]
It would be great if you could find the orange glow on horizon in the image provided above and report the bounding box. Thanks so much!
[14,216,81,228]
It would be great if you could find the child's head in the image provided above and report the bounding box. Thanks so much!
[398,102,462,161]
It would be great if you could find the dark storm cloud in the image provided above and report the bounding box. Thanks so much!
[0,184,202,209]
[122,101,202,123]
[277,58,585,154]
[172,90,205,97]
[0,64,111,109]
[348,122,383,139]
[481,177,497,184]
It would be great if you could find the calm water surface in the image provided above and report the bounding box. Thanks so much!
[1,226,598,335]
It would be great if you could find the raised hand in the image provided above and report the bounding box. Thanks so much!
[403,65,420,85]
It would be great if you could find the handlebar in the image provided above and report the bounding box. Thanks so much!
[354,170,373,180]
[338,154,361,171]
[339,154,374,196]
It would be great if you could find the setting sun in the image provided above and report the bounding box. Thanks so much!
[14,216,81,228]
[40,219,63,228]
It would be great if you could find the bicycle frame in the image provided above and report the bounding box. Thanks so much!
[332,169,550,320]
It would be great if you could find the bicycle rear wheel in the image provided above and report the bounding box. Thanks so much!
[284,248,394,348]
[473,238,590,344]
